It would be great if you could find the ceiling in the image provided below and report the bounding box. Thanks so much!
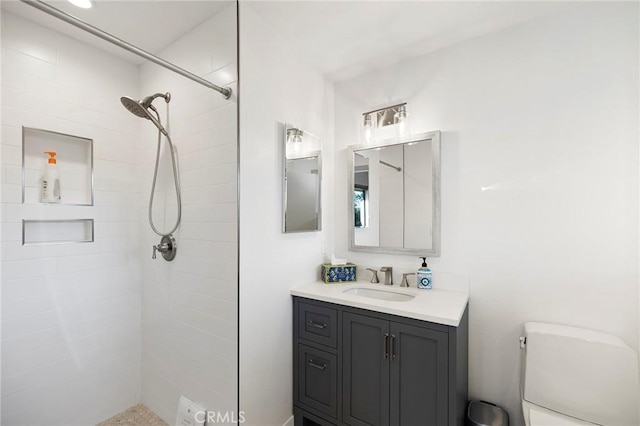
[1,1,570,80]
[247,1,570,81]
[1,0,232,64]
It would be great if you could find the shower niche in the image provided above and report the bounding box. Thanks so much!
[23,219,94,245]
[22,127,94,206]
[21,127,94,245]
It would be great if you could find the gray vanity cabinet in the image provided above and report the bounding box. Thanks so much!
[389,322,449,425]
[295,300,341,424]
[298,343,338,418]
[293,297,468,426]
[342,313,390,426]
[342,314,450,426]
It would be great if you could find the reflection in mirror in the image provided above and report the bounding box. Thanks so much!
[283,124,321,233]
[354,153,369,228]
[348,131,440,255]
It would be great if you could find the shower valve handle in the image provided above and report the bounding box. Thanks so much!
[152,242,169,259]
[152,235,177,261]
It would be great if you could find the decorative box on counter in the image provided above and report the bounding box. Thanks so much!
[321,263,357,283]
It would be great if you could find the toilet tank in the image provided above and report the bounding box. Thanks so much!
[522,322,639,426]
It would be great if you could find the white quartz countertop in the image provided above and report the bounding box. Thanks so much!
[290,281,469,327]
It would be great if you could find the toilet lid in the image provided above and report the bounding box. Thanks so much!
[529,405,597,426]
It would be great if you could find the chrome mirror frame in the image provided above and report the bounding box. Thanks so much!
[282,123,322,233]
[347,130,441,256]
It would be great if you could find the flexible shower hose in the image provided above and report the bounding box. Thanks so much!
[148,107,181,237]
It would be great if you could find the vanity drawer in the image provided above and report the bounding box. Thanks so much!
[297,344,338,419]
[298,301,337,348]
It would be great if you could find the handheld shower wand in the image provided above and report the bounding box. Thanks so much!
[120,92,181,261]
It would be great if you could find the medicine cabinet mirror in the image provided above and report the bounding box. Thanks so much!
[282,123,322,233]
[348,130,440,255]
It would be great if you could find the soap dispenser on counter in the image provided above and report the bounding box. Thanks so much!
[417,257,432,289]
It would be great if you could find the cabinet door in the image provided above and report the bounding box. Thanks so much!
[389,322,449,426]
[343,312,390,426]
[298,344,338,419]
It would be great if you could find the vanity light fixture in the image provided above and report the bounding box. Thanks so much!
[363,114,373,143]
[67,0,93,8]
[395,104,407,122]
[286,128,303,144]
[395,104,407,136]
[362,102,408,142]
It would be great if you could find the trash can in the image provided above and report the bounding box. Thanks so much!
[466,400,509,426]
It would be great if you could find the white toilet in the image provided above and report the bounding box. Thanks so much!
[520,322,640,426]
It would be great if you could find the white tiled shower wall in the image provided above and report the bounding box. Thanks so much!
[137,4,238,423]
[1,12,142,426]
[1,3,238,424]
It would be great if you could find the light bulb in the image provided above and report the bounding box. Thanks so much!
[363,114,372,143]
[395,105,407,136]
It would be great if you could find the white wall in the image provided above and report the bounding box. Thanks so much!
[1,12,141,425]
[138,4,238,424]
[239,3,333,425]
[334,3,638,423]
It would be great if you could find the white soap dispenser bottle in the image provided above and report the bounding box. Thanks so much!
[41,151,61,203]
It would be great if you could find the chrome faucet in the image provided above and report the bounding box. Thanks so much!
[366,268,379,283]
[380,266,393,285]
[400,273,415,288]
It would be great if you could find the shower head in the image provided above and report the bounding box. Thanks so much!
[120,94,170,137]
[120,96,150,119]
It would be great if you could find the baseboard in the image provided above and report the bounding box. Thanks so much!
[282,415,294,426]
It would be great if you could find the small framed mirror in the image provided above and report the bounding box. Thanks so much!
[283,124,322,233]
[348,130,440,255]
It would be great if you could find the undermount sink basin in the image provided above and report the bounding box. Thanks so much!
[343,287,415,302]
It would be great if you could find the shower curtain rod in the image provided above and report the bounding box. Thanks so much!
[20,0,232,99]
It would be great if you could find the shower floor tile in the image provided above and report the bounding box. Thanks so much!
[97,404,167,426]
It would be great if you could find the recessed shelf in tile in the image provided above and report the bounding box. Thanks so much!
[22,127,94,205]
[23,219,94,245]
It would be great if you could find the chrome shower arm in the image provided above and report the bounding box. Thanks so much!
[141,93,171,108]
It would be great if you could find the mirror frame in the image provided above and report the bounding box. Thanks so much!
[348,130,441,256]
[282,124,322,233]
